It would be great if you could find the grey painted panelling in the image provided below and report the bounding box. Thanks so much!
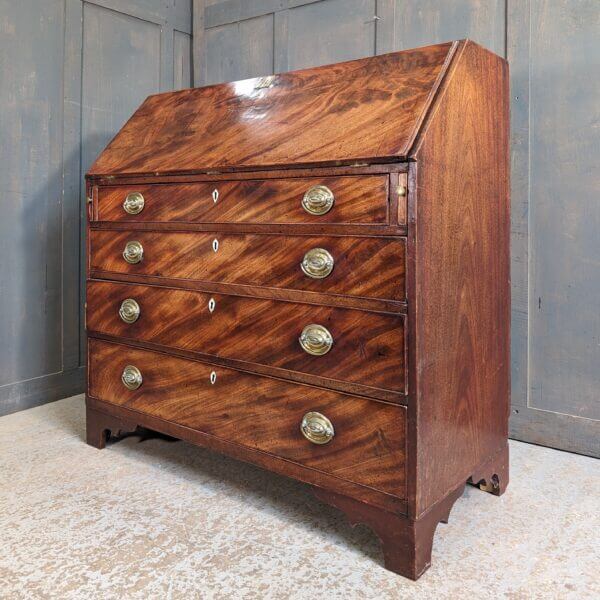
[174,0,194,33]
[392,0,506,55]
[174,30,193,89]
[196,0,600,455]
[284,0,377,70]
[528,0,600,420]
[206,0,284,27]
[506,0,530,438]
[205,14,274,84]
[0,0,192,416]
[0,1,64,387]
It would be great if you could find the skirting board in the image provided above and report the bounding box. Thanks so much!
[0,367,86,416]
[510,408,599,459]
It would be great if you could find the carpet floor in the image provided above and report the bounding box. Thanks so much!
[0,395,598,599]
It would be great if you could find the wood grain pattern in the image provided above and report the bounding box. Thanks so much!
[89,230,406,301]
[86,272,406,315]
[96,175,390,224]
[90,163,408,185]
[410,40,510,516]
[88,339,407,497]
[86,280,406,394]
[87,42,455,175]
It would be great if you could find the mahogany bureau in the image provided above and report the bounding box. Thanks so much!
[85,40,510,580]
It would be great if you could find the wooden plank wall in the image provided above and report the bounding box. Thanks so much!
[0,0,192,416]
[193,0,600,457]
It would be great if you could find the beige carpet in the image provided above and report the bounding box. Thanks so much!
[0,395,598,599]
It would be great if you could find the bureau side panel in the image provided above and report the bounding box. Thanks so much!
[411,41,510,516]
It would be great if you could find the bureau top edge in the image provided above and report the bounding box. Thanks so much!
[85,162,410,187]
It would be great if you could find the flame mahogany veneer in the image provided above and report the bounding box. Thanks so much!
[85,40,510,580]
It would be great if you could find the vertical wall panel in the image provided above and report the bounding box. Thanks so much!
[285,0,376,70]
[174,31,193,89]
[506,0,530,439]
[528,1,600,419]
[0,1,64,390]
[205,14,274,84]
[392,0,505,55]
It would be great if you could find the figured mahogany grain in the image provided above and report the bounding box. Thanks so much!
[409,40,510,516]
[87,43,455,176]
[96,175,389,225]
[89,230,406,301]
[88,339,407,497]
[86,280,406,394]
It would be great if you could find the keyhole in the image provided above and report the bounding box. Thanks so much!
[212,238,219,252]
[208,298,216,313]
[212,189,219,203]
[210,371,217,385]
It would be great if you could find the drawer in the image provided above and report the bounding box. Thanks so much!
[95,176,389,224]
[86,280,406,394]
[88,339,407,497]
[89,231,406,301]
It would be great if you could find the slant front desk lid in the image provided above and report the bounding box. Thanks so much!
[88,41,457,177]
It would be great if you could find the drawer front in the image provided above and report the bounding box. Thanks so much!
[88,339,407,497]
[96,176,389,224]
[86,280,406,394]
[89,231,406,301]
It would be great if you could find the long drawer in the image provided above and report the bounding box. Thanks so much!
[86,280,406,394]
[89,230,406,301]
[95,175,390,224]
[88,339,407,497]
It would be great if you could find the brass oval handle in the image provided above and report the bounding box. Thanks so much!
[123,240,143,264]
[121,365,142,390]
[301,412,335,445]
[302,185,334,215]
[299,324,333,356]
[123,192,145,214]
[119,298,140,323]
[301,248,334,279]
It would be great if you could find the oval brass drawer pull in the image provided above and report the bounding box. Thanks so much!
[123,192,145,214]
[299,324,333,356]
[301,412,335,444]
[121,365,142,390]
[302,185,334,215]
[123,240,143,264]
[301,248,334,279]
[119,298,140,323]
